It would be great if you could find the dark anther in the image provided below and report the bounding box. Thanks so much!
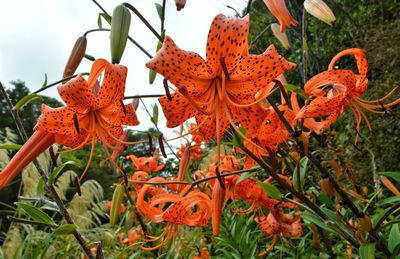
[163,78,172,101]
[273,79,289,105]
[121,168,128,186]
[148,133,154,153]
[74,176,82,196]
[120,100,127,115]
[215,166,226,190]
[158,134,167,158]
[73,113,80,134]
[378,101,393,116]
[219,56,231,80]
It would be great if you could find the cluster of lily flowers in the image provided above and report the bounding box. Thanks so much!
[1,0,399,255]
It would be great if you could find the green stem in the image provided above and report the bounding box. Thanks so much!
[123,2,163,42]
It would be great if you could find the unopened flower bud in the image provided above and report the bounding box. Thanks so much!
[304,0,336,25]
[63,36,87,80]
[271,23,290,49]
[175,0,186,11]
[110,4,131,64]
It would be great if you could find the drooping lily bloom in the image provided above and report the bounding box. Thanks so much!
[126,154,164,173]
[264,0,297,32]
[255,206,303,237]
[146,14,295,144]
[296,48,399,133]
[0,59,139,189]
[136,177,212,250]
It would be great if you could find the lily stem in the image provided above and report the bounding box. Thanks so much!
[123,2,163,42]
[33,73,89,94]
[0,81,96,259]
[84,28,153,59]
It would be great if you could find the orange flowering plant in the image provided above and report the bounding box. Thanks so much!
[0,1,399,258]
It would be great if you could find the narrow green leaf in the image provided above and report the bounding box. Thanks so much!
[376,196,400,207]
[37,178,45,197]
[52,224,77,236]
[41,73,47,87]
[48,161,79,185]
[0,144,22,150]
[231,127,246,148]
[258,182,281,199]
[100,13,112,25]
[317,193,334,206]
[359,243,375,259]
[154,3,163,20]
[97,13,103,28]
[149,69,157,84]
[15,202,55,226]
[13,94,42,111]
[236,172,258,185]
[84,53,95,61]
[151,104,159,125]
[293,156,309,191]
[302,211,335,233]
[389,224,400,253]
[110,184,125,227]
[283,84,307,97]
[379,172,400,183]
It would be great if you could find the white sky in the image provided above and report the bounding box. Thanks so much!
[0,0,249,143]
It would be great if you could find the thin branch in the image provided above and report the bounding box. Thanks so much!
[83,28,153,59]
[91,0,109,16]
[123,3,163,42]
[33,73,89,94]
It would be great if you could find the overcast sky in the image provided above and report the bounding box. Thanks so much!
[0,0,248,144]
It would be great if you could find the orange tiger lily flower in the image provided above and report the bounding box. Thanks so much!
[0,59,139,189]
[126,154,164,173]
[296,48,399,134]
[137,177,212,250]
[255,205,303,237]
[146,14,295,151]
[264,0,297,32]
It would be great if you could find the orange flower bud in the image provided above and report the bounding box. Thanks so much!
[212,181,225,236]
[304,0,336,25]
[271,23,290,49]
[63,36,87,79]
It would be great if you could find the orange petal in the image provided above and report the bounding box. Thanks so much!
[206,14,250,70]
[328,48,368,83]
[264,0,297,32]
[0,131,55,189]
[146,36,212,96]
[158,93,198,128]
[57,75,95,112]
[304,69,356,95]
[34,105,88,147]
